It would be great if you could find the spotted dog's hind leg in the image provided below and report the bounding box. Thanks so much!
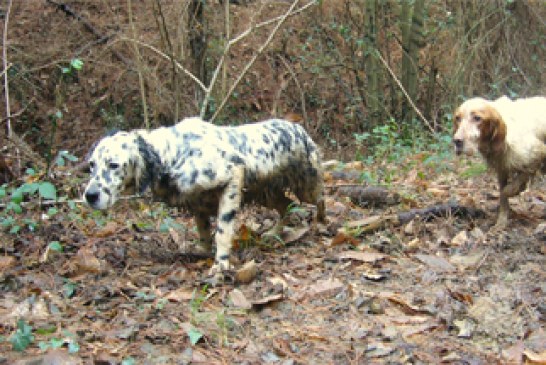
[208,165,244,281]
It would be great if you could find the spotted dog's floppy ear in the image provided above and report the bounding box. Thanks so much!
[479,104,506,155]
[135,136,162,194]
[83,129,121,172]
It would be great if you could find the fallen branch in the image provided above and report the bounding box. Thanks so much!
[344,203,485,235]
[335,185,401,207]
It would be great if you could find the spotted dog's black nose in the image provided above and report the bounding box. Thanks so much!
[453,139,463,154]
[85,191,100,205]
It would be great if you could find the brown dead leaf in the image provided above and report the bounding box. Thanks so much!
[93,221,119,238]
[267,276,289,291]
[0,255,16,270]
[426,187,449,198]
[12,349,83,365]
[304,278,345,300]
[402,322,439,339]
[524,349,546,364]
[387,294,433,315]
[502,341,525,364]
[251,293,284,306]
[169,227,181,245]
[414,254,456,272]
[164,287,195,302]
[447,288,474,304]
[329,231,360,246]
[346,215,382,229]
[282,226,310,244]
[229,288,252,310]
[74,246,104,274]
[235,260,258,284]
[338,250,387,263]
[451,230,470,246]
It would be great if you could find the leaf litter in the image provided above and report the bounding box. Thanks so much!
[1,157,545,364]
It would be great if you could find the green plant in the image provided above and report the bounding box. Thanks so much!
[10,319,34,352]
[0,172,58,234]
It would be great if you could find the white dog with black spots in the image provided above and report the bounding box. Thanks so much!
[83,117,325,282]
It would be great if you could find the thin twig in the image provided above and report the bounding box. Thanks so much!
[278,55,308,126]
[117,37,207,92]
[3,0,13,138]
[210,0,306,122]
[127,0,149,128]
[376,52,434,134]
[201,0,317,119]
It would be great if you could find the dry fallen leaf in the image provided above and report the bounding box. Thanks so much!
[304,278,345,300]
[0,255,16,271]
[282,226,310,244]
[329,231,360,246]
[414,254,456,272]
[164,287,195,302]
[251,293,284,306]
[235,260,258,284]
[74,246,104,274]
[338,250,387,263]
[229,288,252,310]
[523,349,546,364]
[94,221,119,238]
[451,230,470,246]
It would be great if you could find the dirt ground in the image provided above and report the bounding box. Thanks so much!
[0,155,545,364]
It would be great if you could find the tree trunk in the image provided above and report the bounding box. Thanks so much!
[188,0,207,104]
[400,0,425,125]
[363,0,383,127]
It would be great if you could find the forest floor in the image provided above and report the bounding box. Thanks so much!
[0,154,545,365]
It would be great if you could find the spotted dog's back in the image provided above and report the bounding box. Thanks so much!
[84,117,324,282]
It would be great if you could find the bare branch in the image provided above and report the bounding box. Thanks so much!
[376,51,435,134]
[210,0,313,122]
[116,37,207,92]
[3,0,13,138]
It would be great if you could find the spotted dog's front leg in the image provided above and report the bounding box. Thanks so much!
[208,165,244,281]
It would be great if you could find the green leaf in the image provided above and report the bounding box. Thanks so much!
[50,337,64,349]
[10,319,34,352]
[35,324,57,335]
[9,224,21,234]
[187,327,203,346]
[63,281,77,299]
[7,201,23,214]
[67,340,80,353]
[39,182,57,200]
[61,67,70,74]
[70,58,84,70]
[0,186,6,199]
[21,182,39,195]
[11,189,24,204]
[49,241,63,252]
[55,155,66,167]
[38,341,50,351]
[47,207,58,216]
[121,357,137,365]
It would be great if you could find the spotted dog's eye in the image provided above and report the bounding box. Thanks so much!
[454,115,461,123]
[89,161,96,171]
[472,115,482,122]
[109,162,120,169]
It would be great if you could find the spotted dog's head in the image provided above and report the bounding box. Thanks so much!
[453,97,507,157]
[83,132,145,210]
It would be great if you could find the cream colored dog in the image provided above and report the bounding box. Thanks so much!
[453,96,546,228]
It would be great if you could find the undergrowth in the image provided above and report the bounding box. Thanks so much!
[352,117,455,185]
